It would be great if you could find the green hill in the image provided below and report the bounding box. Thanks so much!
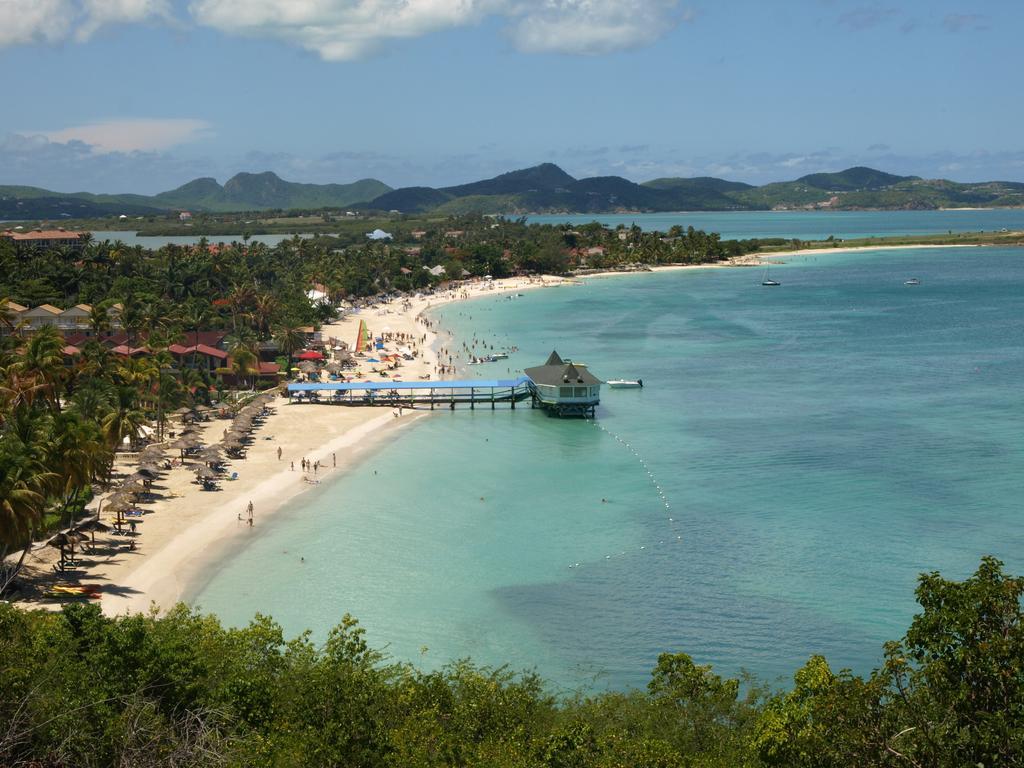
[0,173,392,219]
[4,164,1024,221]
[441,162,576,197]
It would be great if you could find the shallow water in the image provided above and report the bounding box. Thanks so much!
[191,246,1024,690]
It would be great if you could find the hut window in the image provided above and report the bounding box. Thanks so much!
[559,386,573,398]
[573,387,588,397]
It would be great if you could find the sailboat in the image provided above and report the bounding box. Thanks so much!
[761,268,781,286]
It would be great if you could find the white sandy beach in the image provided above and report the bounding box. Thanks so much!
[11,275,571,616]
[13,242,993,615]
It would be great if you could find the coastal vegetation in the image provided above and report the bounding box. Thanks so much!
[2,209,1022,766]
[0,556,1020,766]
[4,163,1024,221]
[0,214,739,590]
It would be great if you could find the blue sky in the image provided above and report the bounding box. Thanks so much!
[1,0,1021,193]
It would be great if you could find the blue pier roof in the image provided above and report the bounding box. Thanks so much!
[288,376,530,393]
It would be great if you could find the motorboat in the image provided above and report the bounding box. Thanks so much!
[904,278,921,286]
[607,379,643,389]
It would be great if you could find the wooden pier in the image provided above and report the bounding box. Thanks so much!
[287,377,533,410]
[287,351,604,417]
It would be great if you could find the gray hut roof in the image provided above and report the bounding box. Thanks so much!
[524,356,602,387]
[545,350,564,366]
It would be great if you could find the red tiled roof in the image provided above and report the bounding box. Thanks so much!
[257,362,280,374]
[194,344,228,359]
[62,345,81,356]
[168,344,190,355]
[111,345,132,355]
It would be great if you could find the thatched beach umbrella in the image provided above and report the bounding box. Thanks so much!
[194,465,217,479]
[298,360,318,373]
[118,481,147,498]
[74,518,111,545]
[131,468,160,482]
[48,531,87,562]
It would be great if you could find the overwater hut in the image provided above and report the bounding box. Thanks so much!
[524,350,603,418]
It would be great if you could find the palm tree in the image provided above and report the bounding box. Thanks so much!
[273,324,305,378]
[179,300,211,372]
[0,429,55,595]
[102,385,147,453]
[47,412,108,526]
[230,348,257,391]
[88,301,112,338]
[12,326,65,413]
[252,293,279,338]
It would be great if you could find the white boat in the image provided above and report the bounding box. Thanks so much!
[607,379,643,389]
[492,352,509,359]
[761,268,781,286]
[904,278,921,286]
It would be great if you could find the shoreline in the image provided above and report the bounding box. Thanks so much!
[7,274,568,617]
[11,240,1000,616]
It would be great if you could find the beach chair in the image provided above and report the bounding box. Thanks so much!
[227,472,238,481]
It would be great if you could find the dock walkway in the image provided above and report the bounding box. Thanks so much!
[287,377,533,409]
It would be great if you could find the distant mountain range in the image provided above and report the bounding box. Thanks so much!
[2,165,1023,220]
[0,173,392,219]
[360,164,1024,215]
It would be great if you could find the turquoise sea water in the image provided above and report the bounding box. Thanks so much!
[528,209,1024,240]
[191,246,1024,691]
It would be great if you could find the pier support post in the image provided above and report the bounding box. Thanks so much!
[471,387,474,410]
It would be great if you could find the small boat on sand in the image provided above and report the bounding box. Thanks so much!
[607,379,643,389]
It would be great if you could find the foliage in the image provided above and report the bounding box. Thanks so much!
[0,558,1021,766]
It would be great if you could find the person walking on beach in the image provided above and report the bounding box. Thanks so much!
[277,446,282,460]
[332,452,336,467]
[290,460,294,471]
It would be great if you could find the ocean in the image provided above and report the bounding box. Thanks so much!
[190,245,1024,691]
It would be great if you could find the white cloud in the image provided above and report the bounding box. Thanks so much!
[188,0,686,59]
[0,0,76,46]
[76,0,175,41]
[507,0,683,55]
[0,0,172,48]
[189,0,495,60]
[1,0,686,56]
[39,118,211,153]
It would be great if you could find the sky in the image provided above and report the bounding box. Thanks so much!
[1,0,1022,193]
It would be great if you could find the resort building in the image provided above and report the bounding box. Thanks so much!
[18,304,63,331]
[1,228,85,253]
[524,351,602,417]
[1,302,124,337]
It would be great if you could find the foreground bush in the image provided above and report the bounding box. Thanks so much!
[0,556,1020,767]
